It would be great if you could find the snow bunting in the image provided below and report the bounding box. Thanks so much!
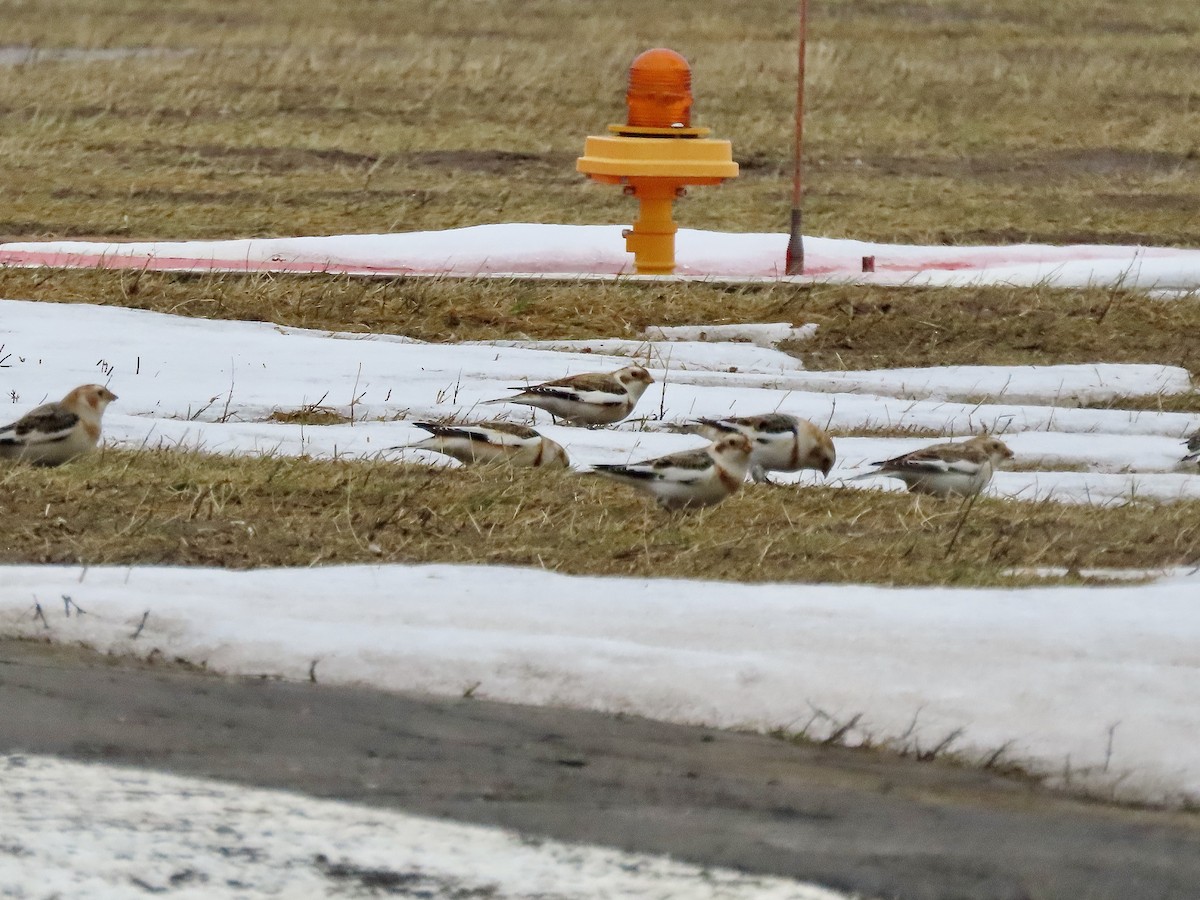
[850,433,1014,499]
[1184,430,1200,465]
[680,413,836,483]
[485,365,654,427]
[0,384,118,466]
[590,433,753,511]
[404,421,569,468]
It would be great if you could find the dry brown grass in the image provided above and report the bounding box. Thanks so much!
[2,449,1197,584]
[1,268,1198,385]
[268,404,352,426]
[2,0,1200,244]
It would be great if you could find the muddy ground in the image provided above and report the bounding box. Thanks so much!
[1,638,1197,900]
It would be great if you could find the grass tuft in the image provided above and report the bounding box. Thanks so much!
[269,406,352,426]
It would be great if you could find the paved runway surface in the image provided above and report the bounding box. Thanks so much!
[1,638,1197,900]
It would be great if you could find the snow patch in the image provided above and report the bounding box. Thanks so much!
[644,322,819,347]
[0,754,844,900]
[466,337,805,373]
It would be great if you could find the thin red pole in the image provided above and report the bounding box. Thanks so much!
[784,0,809,276]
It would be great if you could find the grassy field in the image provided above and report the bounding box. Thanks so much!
[4,449,1197,586]
[2,0,1200,243]
[1,0,1199,581]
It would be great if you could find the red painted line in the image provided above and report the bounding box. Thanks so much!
[0,250,423,276]
[878,260,979,272]
[0,250,634,277]
[1,245,1191,279]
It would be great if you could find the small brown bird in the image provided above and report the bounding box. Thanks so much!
[0,384,118,466]
[404,421,569,468]
[679,413,836,483]
[850,433,1014,499]
[485,365,654,427]
[1184,430,1200,466]
[590,433,754,511]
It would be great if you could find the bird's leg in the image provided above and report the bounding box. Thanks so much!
[749,464,774,485]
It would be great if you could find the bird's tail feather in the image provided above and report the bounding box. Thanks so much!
[845,470,881,482]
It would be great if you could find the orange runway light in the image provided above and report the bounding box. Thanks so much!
[577,49,738,275]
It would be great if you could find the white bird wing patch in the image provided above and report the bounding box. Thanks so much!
[1,407,80,446]
[456,426,531,448]
[541,385,623,404]
[899,456,980,475]
[641,451,715,482]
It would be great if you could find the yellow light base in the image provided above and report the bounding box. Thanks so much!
[577,130,738,275]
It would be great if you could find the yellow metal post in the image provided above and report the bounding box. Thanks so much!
[624,181,678,275]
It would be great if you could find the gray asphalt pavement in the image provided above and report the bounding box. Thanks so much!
[1,638,1197,900]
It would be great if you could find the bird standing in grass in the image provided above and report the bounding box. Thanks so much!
[485,365,654,427]
[1184,430,1200,465]
[849,433,1014,499]
[404,421,569,468]
[679,413,836,483]
[0,384,118,466]
[590,433,753,511]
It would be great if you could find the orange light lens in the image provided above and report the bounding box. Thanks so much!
[625,48,692,128]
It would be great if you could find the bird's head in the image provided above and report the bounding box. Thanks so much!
[713,432,753,461]
[64,384,118,418]
[618,366,654,398]
[972,435,1014,465]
